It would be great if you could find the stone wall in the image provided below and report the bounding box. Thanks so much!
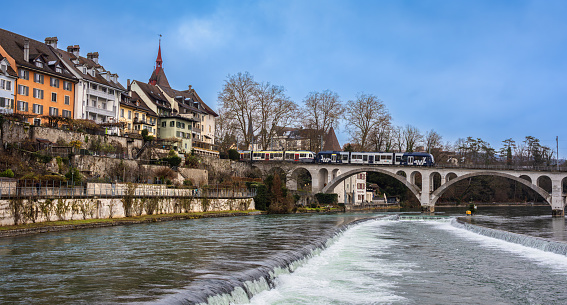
[0,196,255,226]
[1,120,143,158]
[178,168,208,186]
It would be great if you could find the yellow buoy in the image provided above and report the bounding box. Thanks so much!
[466,210,472,215]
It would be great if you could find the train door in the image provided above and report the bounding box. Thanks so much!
[331,154,337,162]
[369,155,374,164]
[295,153,299,161]
[408,156,414,165]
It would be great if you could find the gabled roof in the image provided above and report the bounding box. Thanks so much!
[0,28,76,81]
[322,127,342,151]
[0,56,18,77]
[120,91,158,117]
[134,80,171,109]
[56,49,125,91]
[159,85,209,115]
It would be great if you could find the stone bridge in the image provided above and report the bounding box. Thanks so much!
[249,162,567,216]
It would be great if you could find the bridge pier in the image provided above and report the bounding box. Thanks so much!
[551,178,565,217]
[421,205,435,213]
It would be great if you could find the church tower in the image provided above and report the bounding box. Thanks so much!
[149,37,170,87]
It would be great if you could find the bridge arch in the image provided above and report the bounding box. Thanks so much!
[396,170,407,178]
[321,167,421,201]
[289,167,312,192]
[431,171,551,206]
[519,175,532,183]
[446,172,457,182]
[537,175,552,193]
[318,168,329,190]
[430,172,442,191]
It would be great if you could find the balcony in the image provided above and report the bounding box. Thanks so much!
[86,88,117,101]
[133,117,156,126]
[86,104,116,117]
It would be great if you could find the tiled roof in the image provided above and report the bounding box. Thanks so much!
[134,80,171,109]
[56,49,125,91]
[0,28,76,81]
[159,85,208,115]
[322,126,342,151]
[149,67,170,88]
[121,91,158,117]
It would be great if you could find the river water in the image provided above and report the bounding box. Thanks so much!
[1,206,567,304]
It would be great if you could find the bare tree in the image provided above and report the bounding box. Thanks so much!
[392,125,404,152]
[215,108,239,153]
[255,82,298,150]
[402,124,422,152]
[217,72,258,149]
[368,123,393,152]
[424,129,443,153]
[301,90,344,152]
[345,92,390,151]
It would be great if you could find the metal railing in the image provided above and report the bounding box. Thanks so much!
[0,181,256,199]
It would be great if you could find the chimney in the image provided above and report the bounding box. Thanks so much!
[67,45,80,57]
[23,39,30,62]
[188,85,192,91]
[127,79,131,91]
[44,37,58,49]
[87,52,99,64]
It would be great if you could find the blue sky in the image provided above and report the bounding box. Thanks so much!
[3,0,567,155]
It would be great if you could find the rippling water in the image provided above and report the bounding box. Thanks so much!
[1,207,566,304]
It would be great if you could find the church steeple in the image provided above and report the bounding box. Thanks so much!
[155,36,163,70]
[149,35,164,86]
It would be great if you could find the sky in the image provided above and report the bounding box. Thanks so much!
[2,0,567,156]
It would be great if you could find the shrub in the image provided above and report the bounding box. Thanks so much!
[254,184,268,211]
[0,169,14,178]
[228,149,240,161]
[315,193,338,205]
[65,167,83,184]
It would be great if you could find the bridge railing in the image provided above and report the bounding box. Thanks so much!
[432,164,567,172]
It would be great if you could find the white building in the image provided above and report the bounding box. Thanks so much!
[0,56,16,114]
[48,38,125,132]
[335,172,367,204]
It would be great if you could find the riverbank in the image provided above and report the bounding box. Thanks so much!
[0,210,264,238]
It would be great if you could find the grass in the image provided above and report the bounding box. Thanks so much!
[0,210,262,232]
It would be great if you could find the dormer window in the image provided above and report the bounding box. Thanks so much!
[35,61,43,68]
[55,64,62,73]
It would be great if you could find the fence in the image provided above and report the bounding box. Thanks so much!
[0,180,256,199]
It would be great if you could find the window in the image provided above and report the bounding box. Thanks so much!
[49,107,58,116]
[35,61,43,68]
[128,110,131,119]
[19,70,29,80]
[176,122,181,128]
[170,121,174,127]
[108,89,114,95]
[33,88,44,99]
[34,73,44,84]
[101,87,107,93]
[50,78,59,88]
[32,104,43,114]
[33,118,41,126]
[0,97,13,108]
[128,123,131,130]
[51,92,57,102]
[62,110,71,118]
[134,112,139,119]
[90,84,97,90]
[120,109,124,118]
[56,67,62,73]
[0,79,11,90]
[18,85,29,96]
[161,121,166,127]
[63,81,72,91]
[17,101,28,112]
[64,95,70,105]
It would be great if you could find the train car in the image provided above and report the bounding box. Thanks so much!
[316,151,349,163]
[399,152,435,166]
[284,150,315,162]
[239,150,252,161]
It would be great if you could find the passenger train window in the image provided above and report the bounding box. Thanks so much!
[363,155,368,161]
[300,153,306,158]
[343,155,348,161]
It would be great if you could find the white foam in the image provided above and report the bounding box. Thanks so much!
[437,221,567,272]
[245,220,408,304]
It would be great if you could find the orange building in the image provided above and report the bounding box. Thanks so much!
[0,29,77,125]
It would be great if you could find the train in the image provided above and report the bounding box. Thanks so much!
[238,150,434,166]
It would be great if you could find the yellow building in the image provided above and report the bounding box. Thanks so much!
[119,91,157,136]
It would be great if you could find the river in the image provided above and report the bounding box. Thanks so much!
[1,206,566,304]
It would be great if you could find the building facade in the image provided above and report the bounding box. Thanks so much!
[53,40,125,133]
[119,92,158,136]
[0,29,77,125]
[0,56,16,114]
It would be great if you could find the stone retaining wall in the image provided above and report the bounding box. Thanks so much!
[0,196,255,226]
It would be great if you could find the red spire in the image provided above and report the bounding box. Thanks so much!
[149,36,162,86]
[156,38,163,69]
